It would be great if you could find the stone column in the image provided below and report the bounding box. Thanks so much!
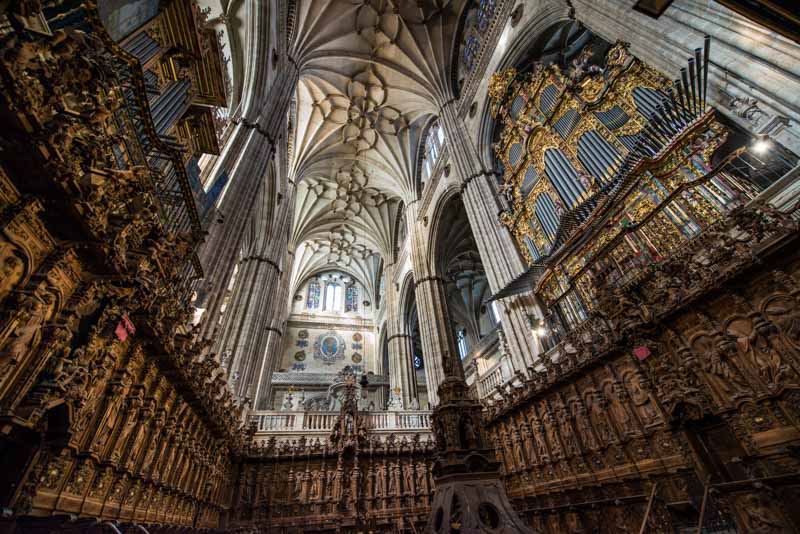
[439,101,540,376]
[252,226,295,410]
[196,65,299,343]
[233,181,296,407]
[406,202,461,406]
[384,262,418,409]
[571,0,800,153]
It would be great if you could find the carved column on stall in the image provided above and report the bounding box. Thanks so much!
[439,101,540,377]
[424,344,537,533]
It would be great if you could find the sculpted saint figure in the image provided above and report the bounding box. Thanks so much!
[375,463,386,497]
[403,462,414,494]
[1,292,52,366]
[310,470,322,500]
[625,371,659,424]
[0,246,24,304]
[415,463,428,494]
[90,382,126,455]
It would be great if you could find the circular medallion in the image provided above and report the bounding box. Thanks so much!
[297,329,309,339]
[314,331,346,365]
[294,350,306,362]
[351,353,362,364]
[352,332,363,342]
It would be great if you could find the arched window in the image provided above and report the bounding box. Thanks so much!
[396,210,407,251]
[324,282,342,311]
[421,120,445,185]
[306,279,320,309]
[489,301,501,325]
[457,329,468,359]
[457,0,496,76]
[345,285,359,312]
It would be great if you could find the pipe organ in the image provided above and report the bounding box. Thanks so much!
[492,40,790,333]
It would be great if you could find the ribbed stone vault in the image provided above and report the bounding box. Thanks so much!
[287,0,467,294]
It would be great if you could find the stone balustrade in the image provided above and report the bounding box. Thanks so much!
[249,409,433,444]
[477,362,506,399]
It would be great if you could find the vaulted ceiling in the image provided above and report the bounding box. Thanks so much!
[287,0,467,299]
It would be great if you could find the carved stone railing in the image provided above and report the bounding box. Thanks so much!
[477,363,505,399]
[250,409,432,433]
[270,371,390,386]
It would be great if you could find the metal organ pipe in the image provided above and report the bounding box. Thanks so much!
[703,36,711,108]
[688,58,698,115]
[694,47,704,110]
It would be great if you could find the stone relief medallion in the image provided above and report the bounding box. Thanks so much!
[351,352,362,364]
[298,329,309,339]
[294,350,306,362]
[314,331,346,365]
[352,332,362,342]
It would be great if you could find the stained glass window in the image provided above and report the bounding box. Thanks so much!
[421,121,444,184]
[345,285,359,312]
[414,355,423,369]
[477,0,495,31]
[306,279,320,309]
[463,35,480,72]
[324,282,343,312]
[457,330,468,359]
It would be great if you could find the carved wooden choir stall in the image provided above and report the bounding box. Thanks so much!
[0,0,799,532]
[487,37,800,532]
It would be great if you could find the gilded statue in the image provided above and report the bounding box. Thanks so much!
[586,390,613,445]
[89,381,126,456]
[623,369,659,425]
[375,463,386,497]
[415,463,427,495]
[0,243,24,303]
[388,461,400,496]
[0,290,54,369]
[310,470,322,501]
[603,381,632,430]
[727,316,794,387]
[762,293,800,359]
